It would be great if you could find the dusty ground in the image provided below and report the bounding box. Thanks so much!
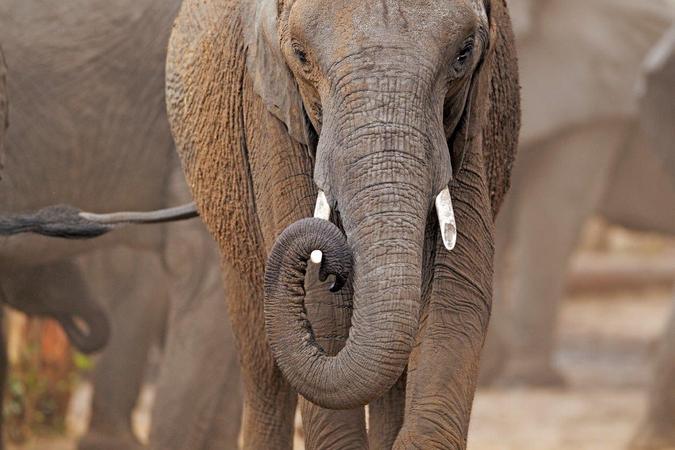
[8,288,672,450]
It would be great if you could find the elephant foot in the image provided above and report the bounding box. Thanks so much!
[628,422,675,450]
[78,431,145,450]
[497,360,568,388]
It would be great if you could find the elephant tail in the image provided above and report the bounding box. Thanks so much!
[0,202,199,239]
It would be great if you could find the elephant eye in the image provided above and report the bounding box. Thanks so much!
[453,38,474,71]
[292,43,309,65]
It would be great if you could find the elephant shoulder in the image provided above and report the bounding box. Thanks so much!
[167,0,245,177]
[167,0,266,279]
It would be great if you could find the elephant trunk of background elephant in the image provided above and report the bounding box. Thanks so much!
[56,302,111,355]
[265,74,439,409]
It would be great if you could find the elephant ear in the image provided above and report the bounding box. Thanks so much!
[448,1,495,179]
[451,0,520,213]
[241,0,308,145]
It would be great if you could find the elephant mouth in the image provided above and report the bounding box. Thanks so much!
[310,187,457,260]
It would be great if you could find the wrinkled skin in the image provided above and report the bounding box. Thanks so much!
[0,2,242,449]
[168,0,519,447]
[480,0,674,388]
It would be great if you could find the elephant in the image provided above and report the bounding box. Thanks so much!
[75,248,168,450]
[0,46,6,167]
[479,0,674,388]
[625,27,675,450]
[0,1,242,449]
[476,7,675,450]
[167,0,520,447]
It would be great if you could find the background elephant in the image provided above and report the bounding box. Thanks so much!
[0,46,6,169]
[0,49,5,448]
[478,4,675,449]
[480,0,674,388]
[623,27,675,450]
[0,1,242,449]
[167,0,519,448]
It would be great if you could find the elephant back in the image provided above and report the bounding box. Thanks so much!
[0,0,182,213]
[516,0,674,146]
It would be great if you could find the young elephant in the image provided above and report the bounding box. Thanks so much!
[167,0,519,447]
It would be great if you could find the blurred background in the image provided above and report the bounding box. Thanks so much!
[1,0,674,449]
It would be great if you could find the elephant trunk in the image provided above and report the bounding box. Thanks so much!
[56,302,111,354]
[265,85,435,408]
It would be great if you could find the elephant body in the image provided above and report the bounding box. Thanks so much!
[480,4,675,449]
[0,1,241,449]
[623,28,675,450]
[168,0,519,447]
[0,46,6,170]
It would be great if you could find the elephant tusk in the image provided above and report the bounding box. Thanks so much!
[313,190,331,221]
[435,187,457,251]
[310,250,324,264]
[311,190,332,264]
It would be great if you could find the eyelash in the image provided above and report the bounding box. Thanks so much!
[292,43,308,65]
[455,39,474,67]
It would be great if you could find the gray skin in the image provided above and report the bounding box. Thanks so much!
[0,47,6,448]
[167,0,520,448]
[478,10,675,450]
[0,2,242,450]
[76,248,168,450]
[626,27,675,450]
[147,168,243,450]
[479,0,674,388]
[0,46,6,168]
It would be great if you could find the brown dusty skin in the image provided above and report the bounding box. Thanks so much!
[168,0,519,447]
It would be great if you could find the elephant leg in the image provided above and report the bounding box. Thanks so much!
[222,264,296,450]
[478,193,516,386]
[79,250,167,450]
[368,373,406,450]
[300,399,367,450]
[396,145,495,449]
[629,296,675,450]
[149,227,242,450]
[501,122,627,387]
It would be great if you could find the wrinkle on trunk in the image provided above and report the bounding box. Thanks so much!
[265,83,437,407]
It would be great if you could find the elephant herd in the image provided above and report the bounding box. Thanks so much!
[0,0,672,449]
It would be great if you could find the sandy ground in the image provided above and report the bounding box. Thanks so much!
[9,288,672,450]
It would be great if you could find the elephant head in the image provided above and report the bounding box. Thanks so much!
[1,263,110,354]
[261,0,500,409]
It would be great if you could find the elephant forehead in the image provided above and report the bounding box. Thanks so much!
[242,0,309,146]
